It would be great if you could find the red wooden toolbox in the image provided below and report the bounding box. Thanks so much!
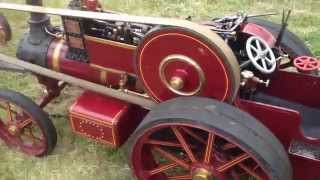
[69,91,146,147]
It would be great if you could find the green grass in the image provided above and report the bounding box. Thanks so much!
[0,0,319,180]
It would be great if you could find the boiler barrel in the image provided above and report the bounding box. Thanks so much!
[47,39,124,87]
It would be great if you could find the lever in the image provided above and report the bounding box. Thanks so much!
[241,70,270,87]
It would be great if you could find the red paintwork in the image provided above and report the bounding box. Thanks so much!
[241,23,276,46]
[238,99,320,180]
[293,56,320,73]
[165,64,201,93]
[0,100,47,156]
[85,37,136,74]
[135,28,234,102]
[84,0,99,11]
[69,91,146,147]
[263,70,320,108]
[47,40,122,87]
[41,21,320,180]
[132,123,270,179]
[238,99,302,147]
[237,70,320,179]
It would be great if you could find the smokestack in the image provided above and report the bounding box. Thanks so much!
[26,0,43,5]
[16,0,53,67]
[26,0,48,22]
[24,0,51,45]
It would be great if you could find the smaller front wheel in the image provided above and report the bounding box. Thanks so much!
[0,89,57,156]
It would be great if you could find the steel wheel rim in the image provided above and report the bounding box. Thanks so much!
[0,100,47,156]
[131,123,270,180]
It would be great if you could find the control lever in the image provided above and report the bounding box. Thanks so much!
[255,78,270,87]
[241,70,270,87]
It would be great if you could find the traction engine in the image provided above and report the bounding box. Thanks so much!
[0,0,318,180]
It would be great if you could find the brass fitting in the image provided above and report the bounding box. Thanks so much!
[170,76,184,90]
[193,168,213,180]
[8,125,19,136]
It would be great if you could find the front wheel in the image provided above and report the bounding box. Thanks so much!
[0,89,57,156]
[129,97,292,180]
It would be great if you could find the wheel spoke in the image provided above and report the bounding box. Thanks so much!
[168,175,192,180]
[256,40,262,51]
[295,62,304,66]
[24,127,43,145]
[217,153,250,173]
[17,117,32,129]
[295,59,303,64]
[171,127,197,163]
[146,139,182,148]
[26,128,37,145]
[5,102,13,122]
[149,162,178,176]
[253,56,260,62]
[250,45,259,53]
[153,146,191,170]
[22,128,46,150]
[203,133,215,164]
[261,59,268,69]
[238,163,263,180]
[181,127,206,144]
[221,143,237,151]
[310,61,319,66]
[263,49,269,54]
[265,57,273,65]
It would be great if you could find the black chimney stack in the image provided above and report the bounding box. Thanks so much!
[16,0,53,67]
[25,0,51,45]
[26,0,47,22]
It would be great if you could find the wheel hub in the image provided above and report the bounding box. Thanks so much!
[193,168,214,180]
[7,125,19,136]
[159,54,205,97]
[170,76,185,90]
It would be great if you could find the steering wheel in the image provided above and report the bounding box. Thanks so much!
[246,36,277,74]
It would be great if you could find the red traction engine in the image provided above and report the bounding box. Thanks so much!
[0,0,319,180]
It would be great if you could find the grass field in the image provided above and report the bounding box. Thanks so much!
[0,0,319,180]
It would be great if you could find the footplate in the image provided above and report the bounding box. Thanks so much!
[289,140,320,161]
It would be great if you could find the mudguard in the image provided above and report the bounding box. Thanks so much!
[241,22,276,47]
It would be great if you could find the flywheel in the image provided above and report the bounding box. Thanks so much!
[135,27,240,103]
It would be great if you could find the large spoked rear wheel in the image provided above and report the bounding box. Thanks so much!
[129,97,292,180]
[0,89,57,157]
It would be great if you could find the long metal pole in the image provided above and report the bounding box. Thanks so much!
[0,2,184,26]
[0,53,156,110]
